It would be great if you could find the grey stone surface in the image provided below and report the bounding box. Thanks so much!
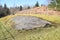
[11,16,52,30]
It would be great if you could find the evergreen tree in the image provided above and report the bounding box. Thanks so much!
[35,1,39,7]
[6,8,10,15]
[0,5,2,8]
[19,6,23,11]
[4,4,10,15]
[0,10,5,18]
[0,4,10,18]
[4,4,7,9]
[27,6,30,9]
[48,0,60,11]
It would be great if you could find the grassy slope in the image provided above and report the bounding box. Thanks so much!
[0,14,60,40]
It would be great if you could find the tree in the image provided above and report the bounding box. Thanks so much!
[0,4,10,18]
[19,6,23,11]
[0,5,2,8]
[48,0,60,11]
[4,4,10,15]
[27,6,30,9]
[4,4,7,9]
[41,4,45,6]
[35,1,39,7]
[6,8,10,15]
[48,0,56,8]
[0,11,5,18]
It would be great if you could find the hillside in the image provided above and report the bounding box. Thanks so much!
[16,6,60,15]
[1,0,60,40]
[0,6,60,40]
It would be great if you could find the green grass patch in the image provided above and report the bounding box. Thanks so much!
[0,14,60,40]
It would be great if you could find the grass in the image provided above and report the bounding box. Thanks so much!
[0,14,60,40]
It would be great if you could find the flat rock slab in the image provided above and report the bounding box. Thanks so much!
[11,16,52,30]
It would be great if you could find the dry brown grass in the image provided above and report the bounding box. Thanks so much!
[16,6,60,15]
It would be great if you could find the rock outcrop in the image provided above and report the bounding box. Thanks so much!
[11,16,52,30]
